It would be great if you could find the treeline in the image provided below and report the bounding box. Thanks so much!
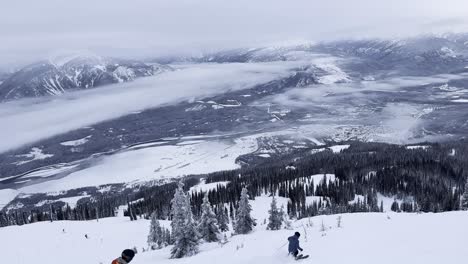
[0,196,122,227]
[2,140,468,228]
[128,141,468,221]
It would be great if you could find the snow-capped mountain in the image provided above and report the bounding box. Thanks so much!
[0,55,172,101]
[160,35,468,76]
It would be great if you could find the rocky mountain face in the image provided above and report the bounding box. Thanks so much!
[0,55,172,101]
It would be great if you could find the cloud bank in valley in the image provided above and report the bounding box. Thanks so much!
[0,61,302,153]
[1,0,468,68]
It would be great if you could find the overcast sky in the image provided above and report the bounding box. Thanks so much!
[1,0,468,68]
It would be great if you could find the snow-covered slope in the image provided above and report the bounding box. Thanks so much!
[1,197,466,264]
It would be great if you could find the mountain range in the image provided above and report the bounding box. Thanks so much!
[0,55,172,101]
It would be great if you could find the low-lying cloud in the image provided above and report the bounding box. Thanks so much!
[0,61,303,153]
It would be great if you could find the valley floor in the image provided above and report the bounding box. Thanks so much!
[2,197,467,264]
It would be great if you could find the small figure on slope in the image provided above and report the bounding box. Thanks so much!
[111,249,135,264]
[288,232,308,260]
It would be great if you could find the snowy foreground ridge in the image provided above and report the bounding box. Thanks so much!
[2,197,467,264]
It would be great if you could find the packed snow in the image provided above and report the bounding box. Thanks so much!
[1,196,466,264]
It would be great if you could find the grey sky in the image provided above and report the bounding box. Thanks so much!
[1,0,468,68]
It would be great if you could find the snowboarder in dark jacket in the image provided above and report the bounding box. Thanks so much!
[111,249,135,264]
[288,232,303,258]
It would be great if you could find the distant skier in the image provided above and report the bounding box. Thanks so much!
[111,249,135,264]
[288,232,307,260]
[85,234,88,239]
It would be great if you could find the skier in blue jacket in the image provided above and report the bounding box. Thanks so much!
[288,232,303,259]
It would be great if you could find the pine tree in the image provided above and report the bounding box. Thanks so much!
[234,187,256,234]
[170,182,200,258]
[280,205,292,230]
[148,212,163,249]
[391,201,400,212]
[461,180,468,210]
[165,228,173,245]
[267,196,282,230]
[198,194,220,242]
[217,207,229,232]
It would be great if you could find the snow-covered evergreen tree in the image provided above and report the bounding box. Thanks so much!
[280,205,292,229]
[170,182,200,258]
[217,207,229,232]
[148,212,163,249]
[461,180,468,210]
[391,201,400,212]
[198,194,220,242]
[234,187,256,234]
[267,196,282,230]
[165,228,173,245]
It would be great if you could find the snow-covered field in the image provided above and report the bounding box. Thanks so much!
[20,137,258,193]
[1,196,467,264]
[0,189,19,210]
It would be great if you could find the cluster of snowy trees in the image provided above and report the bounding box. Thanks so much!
[462,181,468,210]
[266,196,291,230]
[147,183,297,258]
[147,213,172,249]
[0,199,118,227]
[147,183,259,258]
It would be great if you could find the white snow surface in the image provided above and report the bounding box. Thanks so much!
[0,196,466,264]
[60,136,92,147]
[14,147,53,165]
[0,189,19,210]
[452,98,468,103]
[58,195,91,208]
[20,137,258,193]
[20,164,80,179]
[189,180,230,194]
[328,145,350,153]
[406,145,429,150]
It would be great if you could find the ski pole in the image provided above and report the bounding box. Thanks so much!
[276,242,288,250]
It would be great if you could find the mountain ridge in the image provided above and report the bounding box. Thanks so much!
[0,55,172,101]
